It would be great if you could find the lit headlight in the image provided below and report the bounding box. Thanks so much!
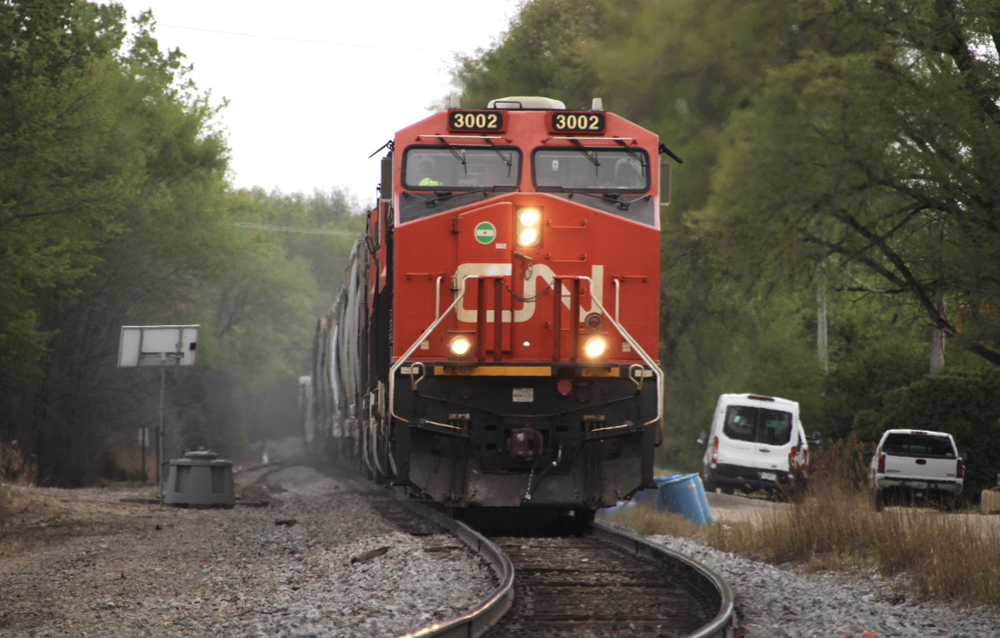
[519,207,540,226]
[583,336,607,359]
[448,336,472,357]
[516,207,542,247]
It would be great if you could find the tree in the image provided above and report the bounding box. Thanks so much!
[451,0,607,110]
[0,1,233,483]
[702,0,1000,367]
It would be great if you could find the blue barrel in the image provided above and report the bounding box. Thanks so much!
[630,485,661,507]
[655,473,713,525]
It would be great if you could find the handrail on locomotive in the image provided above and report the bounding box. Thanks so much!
[388,274,663,429]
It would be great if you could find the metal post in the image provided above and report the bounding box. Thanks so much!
[158,355,166,503]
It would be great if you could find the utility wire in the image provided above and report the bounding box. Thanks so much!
[230,222,360,236]
[159,23,465,54]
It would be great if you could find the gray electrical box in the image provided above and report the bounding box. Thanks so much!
[164,449,235,508]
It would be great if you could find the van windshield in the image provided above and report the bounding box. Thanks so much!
[723,406,793,445]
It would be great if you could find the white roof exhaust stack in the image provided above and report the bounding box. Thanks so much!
[591,97,604,111]
[449,94,461,109]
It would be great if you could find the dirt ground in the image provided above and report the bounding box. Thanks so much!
[0,438,346,635]
[703,490,791,523]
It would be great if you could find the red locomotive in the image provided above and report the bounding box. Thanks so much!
[309,96,666,519]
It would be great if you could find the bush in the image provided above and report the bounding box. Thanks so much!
[810,434,868,491]
[851,368,1000,500]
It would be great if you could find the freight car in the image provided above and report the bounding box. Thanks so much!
[308,96,670,519]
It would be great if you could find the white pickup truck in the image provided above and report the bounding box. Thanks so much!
[868,429,964,510]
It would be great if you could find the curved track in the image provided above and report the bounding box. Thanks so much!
[267,453,734,636]
[402,507,734,638]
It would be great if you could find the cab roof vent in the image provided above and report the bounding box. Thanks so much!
[488,96,566,110]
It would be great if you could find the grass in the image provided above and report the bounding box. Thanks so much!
[709,481,1000,605]
[597,501,705,538]
[603,466,1000,607]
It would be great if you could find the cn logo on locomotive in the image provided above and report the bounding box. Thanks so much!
[453,263,605,323]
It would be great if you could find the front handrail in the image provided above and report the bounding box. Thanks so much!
[388,273,663,428]
[579,276,664,427]
[389,276,473,424]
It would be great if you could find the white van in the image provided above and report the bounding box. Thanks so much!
[697,393,817,496]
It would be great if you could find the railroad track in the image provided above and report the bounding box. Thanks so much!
[274,457,734,636]
[402,507,734,638]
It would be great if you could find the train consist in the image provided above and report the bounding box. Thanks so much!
[306,96,668,518]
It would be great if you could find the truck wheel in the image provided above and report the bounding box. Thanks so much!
[943,495,961,512]
[874,489,885,512]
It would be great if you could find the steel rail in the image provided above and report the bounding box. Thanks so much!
[397,507,735,638]
[590,521,735,638]
[397,503,515,638]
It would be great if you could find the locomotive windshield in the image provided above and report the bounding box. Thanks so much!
[532,147,656,226]
[533,148,649,192]
[403,146,521,191]
[400,146,522,223]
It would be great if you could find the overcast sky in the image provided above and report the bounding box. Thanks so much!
[115,0,521,201]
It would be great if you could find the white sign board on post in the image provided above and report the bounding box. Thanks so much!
[118,325,200,502]
[118,325,199,368]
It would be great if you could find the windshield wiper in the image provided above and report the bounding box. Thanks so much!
[436,136,468,175]
[613,137,648,177]
[569,138,600,168]
[560,189,651,211]
[427,186,520,206]
[613,194,652,211]
[485,138,514,177]
[403,186,517,208]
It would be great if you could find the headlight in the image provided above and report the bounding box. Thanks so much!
[583,336,607,359]
[518,226,538,246]
[448,336,472,357]
[516,207,542,247]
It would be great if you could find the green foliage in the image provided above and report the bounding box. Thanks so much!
[228,187,365,315]
[853,369,1000,498]
[660,287,824,469]
[452,0,608,109]
[0,1,364,483]
[819,298,929,438]
[703,0,1000,365]
[174,187,364,459]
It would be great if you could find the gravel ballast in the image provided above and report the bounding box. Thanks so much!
[0,466,495,636]
[653,534,1000,637]
[4,464,1000,637]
